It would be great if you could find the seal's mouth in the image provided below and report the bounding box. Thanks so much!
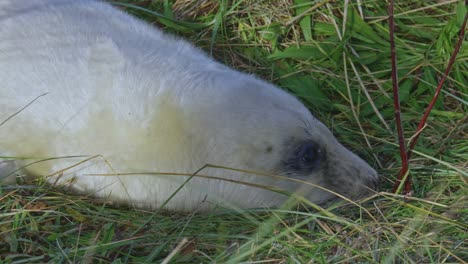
[316,186,377,208]
[349,178,380,200]
[324,171,380,204]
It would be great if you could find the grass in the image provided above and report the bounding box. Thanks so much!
[1,0,467,263]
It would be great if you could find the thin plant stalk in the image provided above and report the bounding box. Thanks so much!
[388,0,409,194]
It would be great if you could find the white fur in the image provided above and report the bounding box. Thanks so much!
[0,0,378,211]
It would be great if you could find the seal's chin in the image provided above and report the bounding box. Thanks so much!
[315,197,341,208]
[310,188,377,208]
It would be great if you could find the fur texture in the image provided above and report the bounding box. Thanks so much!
[0,0,379,211]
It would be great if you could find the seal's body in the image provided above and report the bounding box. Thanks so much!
[0,0,378,211]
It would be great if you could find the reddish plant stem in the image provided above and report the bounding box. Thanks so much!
[392,6,468,193]
[388,0,409,193]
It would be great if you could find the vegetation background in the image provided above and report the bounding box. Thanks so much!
[1,0,466,263]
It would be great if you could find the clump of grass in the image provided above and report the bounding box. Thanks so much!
[1,0,467,263]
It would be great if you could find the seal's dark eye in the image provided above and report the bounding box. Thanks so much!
[281,141,323,173]
[297,142,320,164]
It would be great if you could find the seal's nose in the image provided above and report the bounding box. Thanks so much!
[363,167,379,191]
[369,177,380,191]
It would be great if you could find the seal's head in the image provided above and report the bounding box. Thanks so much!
[180,71,379,208]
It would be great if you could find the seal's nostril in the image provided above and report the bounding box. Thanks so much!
[368,169,379,190]
[373,178,380,191]
[364,176,379,191]
[372,176,380,190]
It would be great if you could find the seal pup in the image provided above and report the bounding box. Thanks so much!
[0,0,379,211]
